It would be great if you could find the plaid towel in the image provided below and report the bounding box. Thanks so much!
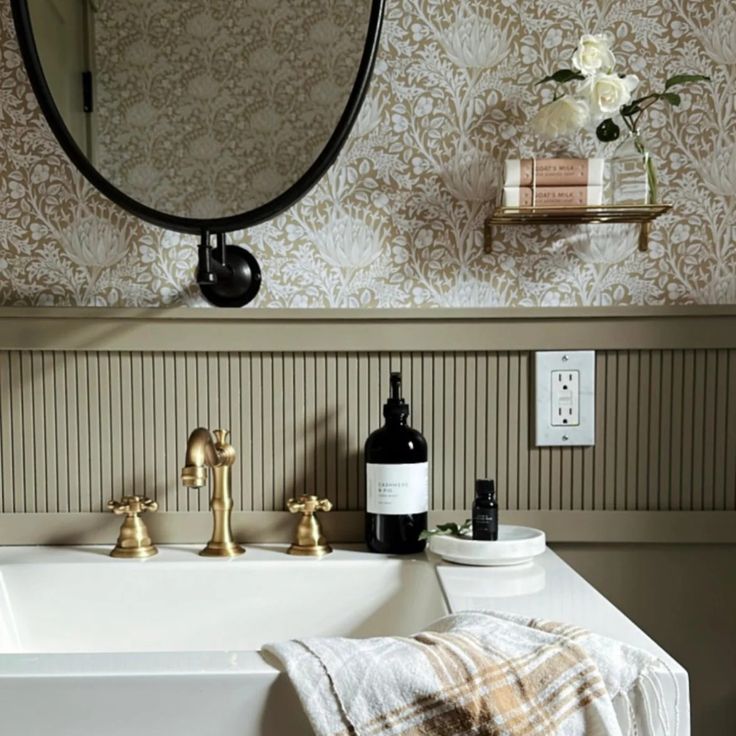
[265,611,679,736]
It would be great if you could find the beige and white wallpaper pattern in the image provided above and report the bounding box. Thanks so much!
[93,0,366,219]
[0,0,734,307]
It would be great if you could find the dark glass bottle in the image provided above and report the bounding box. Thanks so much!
[472,479,498,541]
[365,372,428,554]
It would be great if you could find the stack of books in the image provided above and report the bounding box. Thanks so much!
[502,158,604,207]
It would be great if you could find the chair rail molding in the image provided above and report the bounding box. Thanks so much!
[0,306,735,352]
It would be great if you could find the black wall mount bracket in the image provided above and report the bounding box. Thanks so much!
[197,232,261,308]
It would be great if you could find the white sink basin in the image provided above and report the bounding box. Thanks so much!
[0,545,447,736]
[0,549,443,654]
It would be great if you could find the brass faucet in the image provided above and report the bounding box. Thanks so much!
[181,428,245,557]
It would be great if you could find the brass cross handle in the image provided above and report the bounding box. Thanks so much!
[286,495,332,557]
[287,495,332,515]
[107,496,158,559]
[108,495,159,516]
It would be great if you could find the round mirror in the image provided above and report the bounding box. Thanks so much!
[12,0,384,306]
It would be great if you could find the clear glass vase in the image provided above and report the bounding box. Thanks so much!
[607,130,658,205]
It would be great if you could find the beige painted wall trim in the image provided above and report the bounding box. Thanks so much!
[1,511,733,545]
[2,348,735,520]
[1,306,735,351]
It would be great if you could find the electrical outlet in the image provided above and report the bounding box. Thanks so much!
[551,370,579,426]
[535,351,595,446]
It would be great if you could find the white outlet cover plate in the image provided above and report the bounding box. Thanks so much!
[535,350,595,446]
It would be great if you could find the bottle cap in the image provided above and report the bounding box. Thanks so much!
[475,479,496,500]
[384,372,409,419]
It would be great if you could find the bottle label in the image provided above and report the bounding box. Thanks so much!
[366,462,429,515]
[472,510,498,541]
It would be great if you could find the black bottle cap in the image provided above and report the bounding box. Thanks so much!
[384,372,409,419]
[475,479,496,501]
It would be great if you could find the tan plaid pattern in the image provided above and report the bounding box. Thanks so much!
[335,622,606,736]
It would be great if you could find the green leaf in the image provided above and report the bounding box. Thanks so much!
[537,69,586,86]
[419,519,472,541]
[664,73,710,90]
[660,92,681,106]
[596,118,621,142]
[620,103,641,117]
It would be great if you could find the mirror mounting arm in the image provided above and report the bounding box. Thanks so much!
[197,231,229,285]
[196,230,262,308]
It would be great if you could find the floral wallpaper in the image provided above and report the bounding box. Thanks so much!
[0,0,734,308]
[92,0,367,219]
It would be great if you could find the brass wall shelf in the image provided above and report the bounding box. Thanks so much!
[486,204,672,252]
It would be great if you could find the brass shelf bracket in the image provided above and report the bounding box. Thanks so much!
[485,204,672,253]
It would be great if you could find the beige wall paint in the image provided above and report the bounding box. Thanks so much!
[1,1,734,307]
[554,544,736,735]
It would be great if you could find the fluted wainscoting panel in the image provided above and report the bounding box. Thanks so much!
[1,349,735,515]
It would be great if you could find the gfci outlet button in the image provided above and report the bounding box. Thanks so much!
[535,351,595,446]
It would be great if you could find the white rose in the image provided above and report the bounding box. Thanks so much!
[531,95,590,138]
[572,33,616,75]
[580,73,639,117]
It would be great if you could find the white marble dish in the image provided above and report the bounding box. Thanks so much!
[428,524,546,566]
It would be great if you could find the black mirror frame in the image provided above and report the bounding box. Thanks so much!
[11,0,385,236]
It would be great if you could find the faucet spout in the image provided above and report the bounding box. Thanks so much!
[180,427,244,557]
[181,428,220,488]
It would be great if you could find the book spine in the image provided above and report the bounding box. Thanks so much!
[503,186,603,207]
[504,158,604,188]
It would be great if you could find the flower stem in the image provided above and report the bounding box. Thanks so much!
[646,155,658,204]
[628,127,658,204]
